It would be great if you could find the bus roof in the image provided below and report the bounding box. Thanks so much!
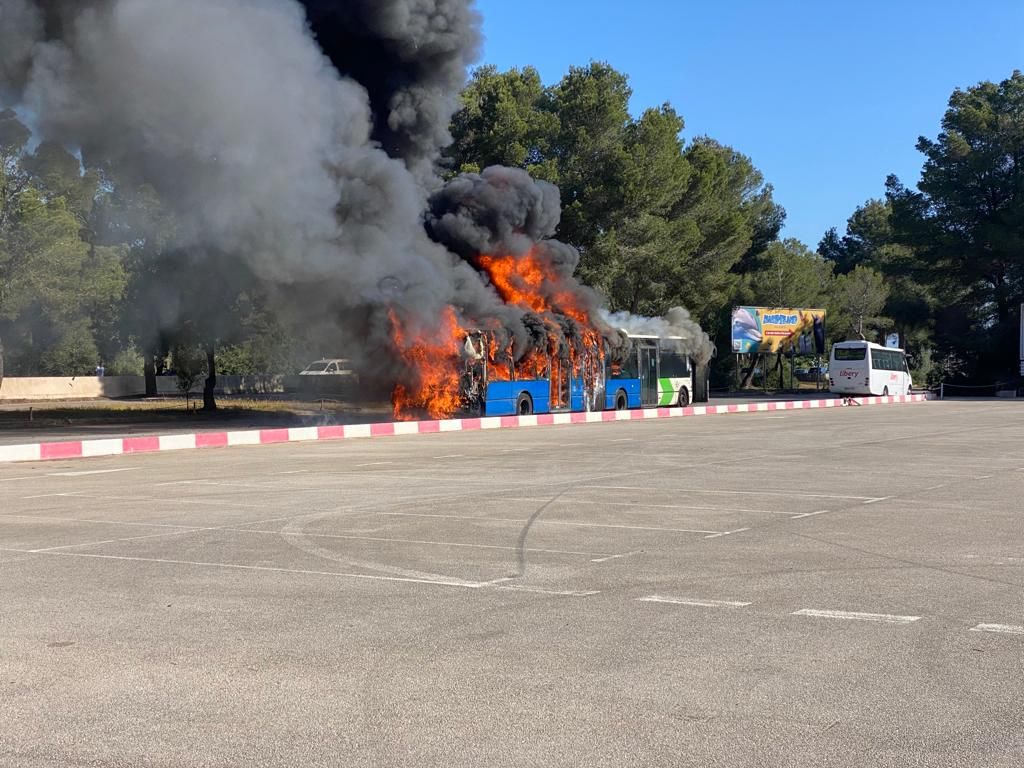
[832,340,904,352]
[621,331,684,341]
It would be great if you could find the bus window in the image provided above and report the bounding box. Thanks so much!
[871,349,904,371]
[834,347,866,361]
[660,352,690,378]
[608,353,639,379]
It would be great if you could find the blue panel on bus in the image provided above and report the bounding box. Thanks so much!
[484,380,551,416]
[605,378,641,409]
[570,377,585,412]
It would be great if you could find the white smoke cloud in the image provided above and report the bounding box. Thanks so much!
[601,306,716,365]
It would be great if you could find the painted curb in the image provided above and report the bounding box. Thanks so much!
[0,394,933,464]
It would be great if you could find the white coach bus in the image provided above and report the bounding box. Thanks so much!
[828,340,913,396]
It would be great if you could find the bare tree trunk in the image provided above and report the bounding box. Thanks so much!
[203,343,217,411]
[738,355,756,389]
[144,352,157,397]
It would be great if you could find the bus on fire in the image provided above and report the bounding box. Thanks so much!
[458,330,709,416]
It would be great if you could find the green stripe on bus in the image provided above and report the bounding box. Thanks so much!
[658,378,675,406]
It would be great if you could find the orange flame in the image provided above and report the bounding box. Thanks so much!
[390,248,606,420]
[389,307,465,420]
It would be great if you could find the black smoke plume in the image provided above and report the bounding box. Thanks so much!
[0,0,708,396]
[298,0,481,185]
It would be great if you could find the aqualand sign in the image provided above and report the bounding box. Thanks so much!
[731,306,827,355]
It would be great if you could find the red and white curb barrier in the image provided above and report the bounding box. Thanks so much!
[0,394,932,464]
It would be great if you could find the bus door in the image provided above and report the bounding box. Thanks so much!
[551,354,570,410]
[638,342,659,406]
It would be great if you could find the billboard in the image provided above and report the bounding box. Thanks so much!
[731,307,826,355]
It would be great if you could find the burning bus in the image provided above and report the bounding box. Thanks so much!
[430,328,708,418]
[386,169,717,422]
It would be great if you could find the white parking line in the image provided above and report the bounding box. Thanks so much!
[48,468,139,477]
[0,514,201,531]
[862,496,892,505]
[792,609,921,625]
[638,596,751,608]
[590,550,641,563]
[4,549,487,589]
[28,527,210,553]
[791,510,830,519]
[703,527,751,539]
[969,623,1024,636]
[588,486,877,501]
[375,511,721,535]
[501,496,780,514]
[2,547,600,597]
[432,454,465,459]
[235,528,608,558]
[497,584,600,597]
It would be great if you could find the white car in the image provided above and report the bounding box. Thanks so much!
[299,359,350,375]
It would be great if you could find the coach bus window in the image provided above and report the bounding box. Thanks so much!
[871,349,902,370]
[834,347,866,361]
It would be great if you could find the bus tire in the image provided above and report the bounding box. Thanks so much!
[516,393,533,416]
[615,391,627,411]
[677,387,690,408]
[882,386,889,397]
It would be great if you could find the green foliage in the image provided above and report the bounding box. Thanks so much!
[830,265,890,341]
[448,65,558,179]
[215,344,256,376]
[171,342,206,399]
[740,239,834,309]
[0,112,127,378]
[38,320,100,376]
[886,70,1024,379]
[107,345,145,376]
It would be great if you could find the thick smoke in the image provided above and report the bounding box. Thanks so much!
[601,307,716,365]
[0,0,712,395]
[0,0,42,99]
[298,0,481,185]
[426,166,562,260]
[426,166,611,360]
[0,0,480,366]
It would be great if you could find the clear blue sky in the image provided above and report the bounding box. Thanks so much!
[475,0,1024,248]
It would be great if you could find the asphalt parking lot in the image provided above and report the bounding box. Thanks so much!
[1,400,1022,767]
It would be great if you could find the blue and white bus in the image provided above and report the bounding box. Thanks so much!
[460,331,707,417]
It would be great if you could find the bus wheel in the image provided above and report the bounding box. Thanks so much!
[882,386,889,397]
[615,392,627,411]
[677,388,690,407]
[516,393,533,416]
